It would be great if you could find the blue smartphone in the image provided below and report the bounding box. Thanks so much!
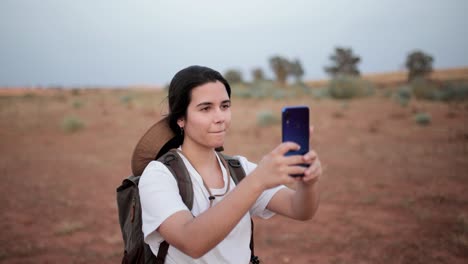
[282,106,310,177]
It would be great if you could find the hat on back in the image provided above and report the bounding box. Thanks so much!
[131,117,178,176]
[131,115,225,176]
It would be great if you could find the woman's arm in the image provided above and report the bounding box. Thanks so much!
[157,174,263,258]
[266,127,323,220]
[266,161,321,220]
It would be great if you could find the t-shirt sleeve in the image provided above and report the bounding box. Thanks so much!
[236,156,286,219]
[138,161,190,244]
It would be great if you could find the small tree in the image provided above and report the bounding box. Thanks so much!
[269,55,291,86]
[224,69,243,84]
[405,50,434,82]
[289,59,305,83]
[324,47,361,77]
[252,67,265,82]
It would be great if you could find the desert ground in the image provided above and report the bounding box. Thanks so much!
[1,77,468,263]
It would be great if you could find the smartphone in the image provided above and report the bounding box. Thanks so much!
[282,106,310,177]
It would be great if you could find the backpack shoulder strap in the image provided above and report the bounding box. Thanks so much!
[157,149,194,210]
[219,153,246,184]
[155,149,194,264]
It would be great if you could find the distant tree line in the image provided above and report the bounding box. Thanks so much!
[224,47,434,85]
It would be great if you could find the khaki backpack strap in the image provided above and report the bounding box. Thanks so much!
[155,149,194,263]
[159,149,194,210]
[219,153,246,184]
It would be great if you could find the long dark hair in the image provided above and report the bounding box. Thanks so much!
[166,65,231,146]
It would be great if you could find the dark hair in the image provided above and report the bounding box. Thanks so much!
[166,65,231,144]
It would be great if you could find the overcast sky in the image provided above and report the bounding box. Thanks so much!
[1,0,467,87]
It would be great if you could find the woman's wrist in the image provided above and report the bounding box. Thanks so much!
[244,170,266,194]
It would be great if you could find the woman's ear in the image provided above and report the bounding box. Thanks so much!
[177,118,185,129]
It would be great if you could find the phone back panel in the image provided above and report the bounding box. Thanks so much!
[282,106,309,156]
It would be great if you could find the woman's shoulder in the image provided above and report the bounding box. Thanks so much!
[139,160,177,187]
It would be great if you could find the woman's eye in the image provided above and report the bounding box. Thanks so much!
[222,104,230,109]
[201,107,210,111]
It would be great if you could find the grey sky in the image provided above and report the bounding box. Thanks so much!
[1,0,467,87]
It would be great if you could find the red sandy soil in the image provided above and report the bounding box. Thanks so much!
[1,88,467,263]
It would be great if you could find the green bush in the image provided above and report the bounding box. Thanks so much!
[232,89,253,98]
[71,88,81,96]
[256,110,279,127]
[437,82,468,101]
[328,75,375,99]
[61,116,85,133]
[410,78,468,101]
[414,112,431,126]
[311,87,330,99]
[410,77,439,100]
[272,90,287,100]
[395,85,412,107]
[72,100,83,109]
[120,95,133,104]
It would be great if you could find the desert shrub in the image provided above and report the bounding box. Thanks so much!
[231,83,252,98]
[72,100,83,109]
[71,88,81,96]
[232,89,253,98]
[61,116,85,133]
[256,110,279,127]
[311,87,330,100]
[409,77,439,100]
[395,85,412,107]
[55,221,85,236]
[414,112,431,126]
[232,87,268,99]
[381,89,393,98]
[119,94,135,109]
[289,82,310,96]
[120,95,133,104]
[251,88,269,99]
[408,79,468,101]
[249,81,277,99]
[23,92,36,99]
[272,90,287,100]
[328,75,375,99]
[436,81,468,101]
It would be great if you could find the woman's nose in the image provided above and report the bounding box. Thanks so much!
[213,108,225,123]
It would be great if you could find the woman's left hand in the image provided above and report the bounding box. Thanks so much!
[297,126,322,185]
[300,150,322,185]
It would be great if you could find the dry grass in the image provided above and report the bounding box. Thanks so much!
[54,221,85,236]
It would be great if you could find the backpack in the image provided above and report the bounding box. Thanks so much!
[116,149,260,264]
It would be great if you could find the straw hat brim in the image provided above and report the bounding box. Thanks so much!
[131,117,176,176]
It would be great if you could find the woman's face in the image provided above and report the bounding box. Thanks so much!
[178,80,231,150]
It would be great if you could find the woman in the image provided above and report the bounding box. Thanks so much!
[138,65,322,263]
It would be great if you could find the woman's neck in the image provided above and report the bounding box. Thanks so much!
[180,140,217,170]
[180,140,224,188]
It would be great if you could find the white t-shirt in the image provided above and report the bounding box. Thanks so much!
[139,152,284,264]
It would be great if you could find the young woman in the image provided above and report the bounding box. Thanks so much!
[138,65,322,263]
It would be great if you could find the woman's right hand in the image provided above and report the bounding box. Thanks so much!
[251,142,307,190]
